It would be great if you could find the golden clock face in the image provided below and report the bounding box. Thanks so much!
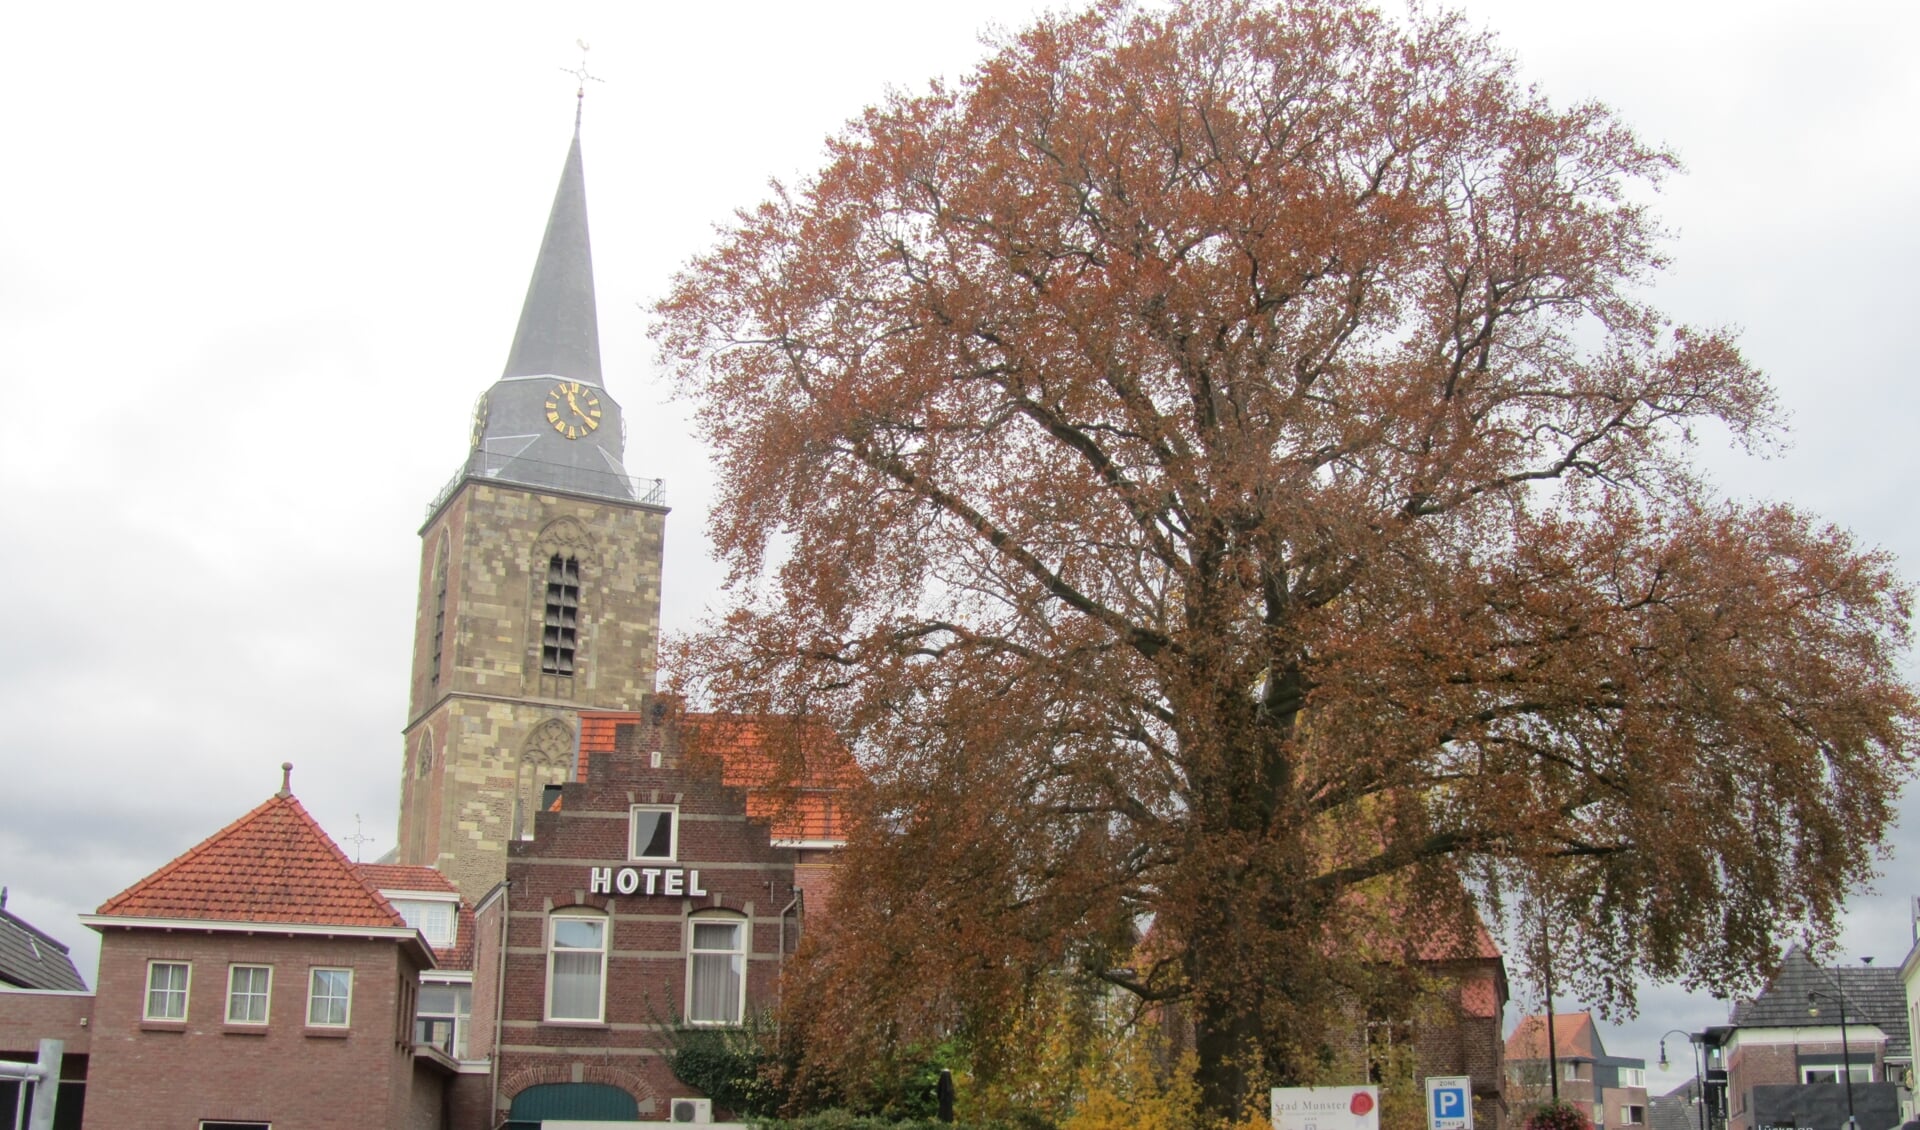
[543,381,603,440]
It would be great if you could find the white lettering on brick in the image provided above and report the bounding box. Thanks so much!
[588,867,613,894]
[641,868,662,894]
[615,867,640,895]
[688,869,706,896]
[664,869,684,896]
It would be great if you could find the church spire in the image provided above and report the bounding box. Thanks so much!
[501,118,601,385]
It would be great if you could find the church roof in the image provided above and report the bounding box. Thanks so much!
[501,121,600,386]
[94,788,406,931]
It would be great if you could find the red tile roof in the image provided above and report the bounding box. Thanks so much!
[96,793,405,930]
[1507,1012,1602,1061]
[578,710,859,842]
[353,864,458,894]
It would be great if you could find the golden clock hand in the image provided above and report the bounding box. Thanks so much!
[565,388,587,418]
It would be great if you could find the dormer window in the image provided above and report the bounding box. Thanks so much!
[390,897,458,948]
[540,555,580,676]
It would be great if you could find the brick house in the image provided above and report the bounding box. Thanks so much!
[1704,947,1911,1130]
[468,705,852,1125]
[75,768,474,1130]
[1506,1012,1651,1130]
[0,890,91,1127]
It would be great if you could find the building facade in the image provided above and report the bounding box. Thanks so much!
[1506,1013,1651,1130]
[1705,947,1911,1130]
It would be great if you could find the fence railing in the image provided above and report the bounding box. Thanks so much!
[426,451,665,518]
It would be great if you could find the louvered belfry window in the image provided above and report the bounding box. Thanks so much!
[541,554,580,677]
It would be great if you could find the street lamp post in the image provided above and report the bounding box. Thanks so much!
[1806,988,1857,1130]
[1658,1030,1707,1130]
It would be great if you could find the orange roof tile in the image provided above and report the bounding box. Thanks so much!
[578,709,860,842]
[97,793,405,930]
[1506,1012,1602,1061]
[353,863,458,894]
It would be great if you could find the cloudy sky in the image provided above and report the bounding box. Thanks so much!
[2,0,1914,1093]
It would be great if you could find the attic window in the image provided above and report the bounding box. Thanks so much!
[540,555,580,677]
[392,898,457,948]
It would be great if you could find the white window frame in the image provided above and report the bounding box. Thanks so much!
[1801,1063,1871,1084]
[629,804,678,861]
[415,977,473,1058]
[1621,1068,1645,1088]
[226,964,272,1025]
[685,911,748,1027]
[145,960,191,1020]
[390,897,458,948]
[545,910,608,1023]
[306,967,353,1027]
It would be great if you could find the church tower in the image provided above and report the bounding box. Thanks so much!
[397,111,667,899]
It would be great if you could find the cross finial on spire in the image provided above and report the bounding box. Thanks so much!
[560,39,603,132]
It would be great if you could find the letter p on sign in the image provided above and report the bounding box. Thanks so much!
[1426,1077,1472,1130]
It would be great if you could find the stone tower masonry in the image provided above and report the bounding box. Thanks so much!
[396,110,667,899]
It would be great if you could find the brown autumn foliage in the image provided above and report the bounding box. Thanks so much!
[654,0,1919,1121]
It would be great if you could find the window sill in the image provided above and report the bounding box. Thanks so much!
[139,1018,187,1032]
[223,1024,269,1036]
[541,1019,610,1028]
[304,1026,351,1039]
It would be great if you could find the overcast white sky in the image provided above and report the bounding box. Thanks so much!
[2,0,1915,1094]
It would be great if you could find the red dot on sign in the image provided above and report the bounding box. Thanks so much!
[1350,1093,1375,1116]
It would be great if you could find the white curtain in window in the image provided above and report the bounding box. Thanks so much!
[550,916,605,1020]
[689,921,742,1023]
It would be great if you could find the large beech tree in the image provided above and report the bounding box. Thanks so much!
[657,0,1917,1120]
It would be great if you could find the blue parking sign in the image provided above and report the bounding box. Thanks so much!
[1426,1076,1473,1130]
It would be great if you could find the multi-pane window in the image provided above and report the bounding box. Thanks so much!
[1622,1107,1646,1125]
[1621,1068,1646,1088]
[687,914,746,1025]
[1802,1064,1872,1084]
[145,961,190,1020]
[540,554,580,676]
[547,912,606,1022]
[415,981,473,1058]
[630,805,676,861]
[392,898,457,948]
[307,968,353,1027]
[226,965,271,1024]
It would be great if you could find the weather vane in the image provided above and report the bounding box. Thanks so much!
[343,813,375,863]
[560,39,604,127]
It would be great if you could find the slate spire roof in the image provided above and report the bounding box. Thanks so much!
[500,118,601,386]
[444,111,654,509]
[94,789,407,930]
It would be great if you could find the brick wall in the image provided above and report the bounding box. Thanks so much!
[0,987,90,1056]
[83,928,429,1129]
[487,728,803,1124]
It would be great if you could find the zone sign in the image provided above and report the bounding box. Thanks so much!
[1426,1076,1473,1130]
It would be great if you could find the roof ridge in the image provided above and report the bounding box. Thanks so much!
[97,792,287,914]
[0,908,74,955]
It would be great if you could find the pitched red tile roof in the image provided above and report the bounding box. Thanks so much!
[578,709,860,842]
[1507,1011,1603,1061]
[96,793,405,930]
[353,864,458,894]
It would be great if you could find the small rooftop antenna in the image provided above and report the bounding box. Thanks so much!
[560,39,603,130]
[343,814,375,863]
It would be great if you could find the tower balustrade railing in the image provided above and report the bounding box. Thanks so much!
[426,450,665,518]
